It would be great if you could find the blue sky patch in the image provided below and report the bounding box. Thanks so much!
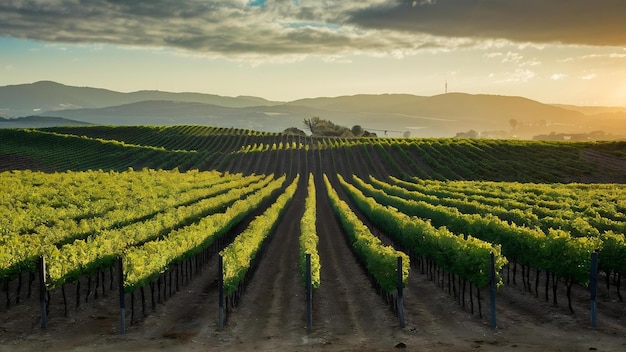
[248,0,266,7]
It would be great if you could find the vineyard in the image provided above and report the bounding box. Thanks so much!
[1,125,626,351]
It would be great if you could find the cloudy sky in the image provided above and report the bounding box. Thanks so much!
[1,0,625,105]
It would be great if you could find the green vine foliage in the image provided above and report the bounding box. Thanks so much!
[220,175,299,296]
[338,174,506,288]
[299,173,321,288]
[324,174,409,292]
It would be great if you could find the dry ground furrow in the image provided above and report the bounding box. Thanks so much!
[307,167,403,349]
[220,175,306,344]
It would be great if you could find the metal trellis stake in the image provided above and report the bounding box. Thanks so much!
[306,253,313,332]
[39,256,47,329]
[218,255,225,331]
[590,251,598,328]
[118,256,126,334]
[489,252,497,328]
[397,256,405,328]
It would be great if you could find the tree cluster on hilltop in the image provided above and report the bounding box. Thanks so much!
[285,117,376,137]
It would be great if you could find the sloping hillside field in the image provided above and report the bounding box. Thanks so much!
[1,126,626,351]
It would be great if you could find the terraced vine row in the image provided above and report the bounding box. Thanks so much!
[221,175,299,296]
[299,173,321,288]
[0,170,281,289]
[324,174,410,292]
[1,125,626,340]
[348,174,626,309]
[125,175,288,292]
[5,126,625,183]
[1,170,250,279]
[337,174,507,289]
[351,177,596,272]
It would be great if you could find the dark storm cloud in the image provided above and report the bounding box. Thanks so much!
[0,0,445,57]
[1,0,622,59]
[0,1,386,56]
[1,1,249,47]
[348,0,626,46]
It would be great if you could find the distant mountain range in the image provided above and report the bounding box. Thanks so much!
[1,81,625,139]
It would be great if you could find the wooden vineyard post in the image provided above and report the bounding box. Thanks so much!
[489,253,497,328]
[397,256,405,328]
[39,256,47,329]
[590,251,598,328]
[306,253,312,332]
[218,255,225,331]
[118,257,126,335]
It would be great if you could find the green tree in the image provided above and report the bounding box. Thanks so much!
[351,125,364,137]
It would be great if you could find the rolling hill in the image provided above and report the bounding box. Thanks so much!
[0,81,279,118]
[1,81,625,139]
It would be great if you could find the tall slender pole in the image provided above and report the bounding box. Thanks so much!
[306,253,313,332]
[218,255,225,331]
[118,257,126,334]
[397,256,405,328]
[590,251,598,328]
[39,256,47,329]
[489,253,497,328]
